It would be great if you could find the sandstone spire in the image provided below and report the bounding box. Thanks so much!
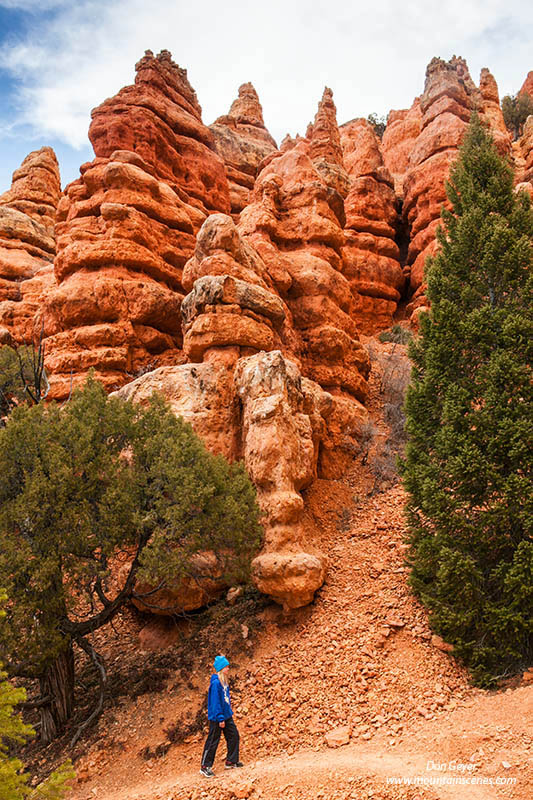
[227,82,267,127]
[43,50,231,400]
[0,147,61,344]
[479,68,511,153]
[519,70,533,98]
[402,56,480,321]
[340,119,404,333]
[308,87,350,197]
[210,82,277,216]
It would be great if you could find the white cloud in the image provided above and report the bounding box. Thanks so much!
[1,0,532,150]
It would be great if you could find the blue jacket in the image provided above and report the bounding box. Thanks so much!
[207,673,233,722]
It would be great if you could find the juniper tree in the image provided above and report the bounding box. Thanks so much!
[0,592,74,799]
[401,113,533,686]
[501,92,533,140]
[0,378,262,743]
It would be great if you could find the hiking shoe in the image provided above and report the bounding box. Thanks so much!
[200,766,215,778]
[225,761,244,768]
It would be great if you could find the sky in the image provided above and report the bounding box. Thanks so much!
[0,0,532,191]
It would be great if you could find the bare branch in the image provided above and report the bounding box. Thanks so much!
[70,637,106,748]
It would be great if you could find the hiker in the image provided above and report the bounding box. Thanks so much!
[200,655,243,778]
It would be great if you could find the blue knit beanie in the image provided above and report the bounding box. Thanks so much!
[214,655,229,672]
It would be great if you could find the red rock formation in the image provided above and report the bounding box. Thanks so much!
[479,68,511,154]
[117,213,333,610]
[340,119,404,333]
[403,56,479,319]
[89,49,229,215]
[239,142,369,404]
[520,71,533,99]
[382,99,422,196]
[401,60,515,321]
[0,147,61,344]
[517,116,533,195]
[210,83,277,216]
[181,214,288,364]
[307,88,350,198]
[234,350,330,608]
[43,51,231,400]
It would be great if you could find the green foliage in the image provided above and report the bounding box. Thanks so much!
[400,113,533,686]
[0,667,75,800]
[0,342,48,422]
[367,112,386,140]
[0,593,74,800]
[501,92,533,140]
[0,377,262,729]
[378,324,413,344]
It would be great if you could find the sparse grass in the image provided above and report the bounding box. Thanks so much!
[378,324,413,345]
[370,344,412,493]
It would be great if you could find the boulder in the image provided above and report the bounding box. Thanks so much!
[132,552,227,615]
[325,725,351,747]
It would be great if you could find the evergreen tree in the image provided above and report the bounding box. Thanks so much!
[0,378,262,742]
[401,113,533,686]
[0,592,74,799]
[501,92,533,140]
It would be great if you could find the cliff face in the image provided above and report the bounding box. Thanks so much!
[0,51,530,609]
[0,147,61,345]
[381,99,422,196]
[210,83,278,217]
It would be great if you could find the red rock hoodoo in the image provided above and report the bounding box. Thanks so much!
[479,68,511,154]
[398,58,512,322]
[117,211,334,609]
[43,50,231,400]
[340,119,404,333]
[520,71,533,99]
[307,87,350,199]
[210,83,278,217]
[0,147,61,345]
[239,142,369,404]
[402,56,480,320]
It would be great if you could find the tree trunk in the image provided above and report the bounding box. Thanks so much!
[39,641,75,743]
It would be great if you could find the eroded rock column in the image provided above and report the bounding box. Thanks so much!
[235,350,330,609]
[43,50,231,399]
[210,83,278,217]
[340,119,404,333]
[0,147,61,344]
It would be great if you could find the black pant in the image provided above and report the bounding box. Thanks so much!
[201,717,240,767]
